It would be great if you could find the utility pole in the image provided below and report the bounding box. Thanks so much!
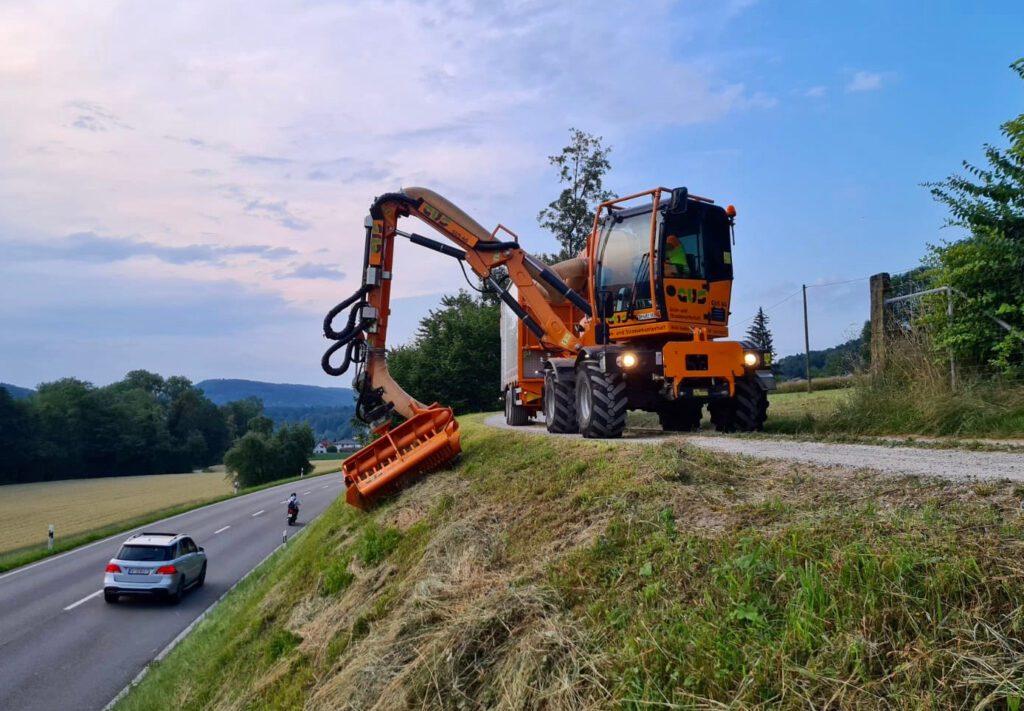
[802,284,811,392]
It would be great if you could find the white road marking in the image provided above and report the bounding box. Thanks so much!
[321,485,329,489]
[64,589,102,611]
[302,490,311,495]
[252,510,265,517]
[213,525,231,534]
[280,500,288,504]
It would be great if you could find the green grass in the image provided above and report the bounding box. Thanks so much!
[767,376,1024,439]
[775,374,854,393]
[116,416,1024,710]
[0,468,341,574]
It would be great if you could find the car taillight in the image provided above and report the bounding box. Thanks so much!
[105,563,121,573]
[155,565,177,575]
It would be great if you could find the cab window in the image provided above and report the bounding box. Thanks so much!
[596,211,654,312]
[660,204,732,282]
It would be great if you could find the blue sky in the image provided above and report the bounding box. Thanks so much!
[1,0,1022,388]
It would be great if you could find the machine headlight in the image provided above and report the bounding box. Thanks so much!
[743,352,759,367]
[619,352,638,369]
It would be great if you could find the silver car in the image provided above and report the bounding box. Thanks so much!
[103,532,207,604]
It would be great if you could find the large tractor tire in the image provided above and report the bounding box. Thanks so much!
[709,377,768,433]
[658,400,703,432]
[504,388,530,426]
[575,360,627,439]
[543,371,578,434]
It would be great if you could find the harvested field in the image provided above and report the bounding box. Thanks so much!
[1,462,342,555]
[0,470,232,554]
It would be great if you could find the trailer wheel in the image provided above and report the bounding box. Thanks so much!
[504,388,530,426]
[543,371,578,433]
[709,377,768,433]
[658,400,703,432]
[575,361,627,438]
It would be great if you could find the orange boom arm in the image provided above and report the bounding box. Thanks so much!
[321,187,587,508]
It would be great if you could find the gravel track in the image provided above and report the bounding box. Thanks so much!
[483,415,1024,482]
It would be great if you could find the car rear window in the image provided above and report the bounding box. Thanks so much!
[117,544,173,561]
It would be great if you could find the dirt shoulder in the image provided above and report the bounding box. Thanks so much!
[483,414,1024,481]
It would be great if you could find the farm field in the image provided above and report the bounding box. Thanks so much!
[0,461,343,556]
[764,387,849,430]
[627,388,849,432]
[0,470,233,555]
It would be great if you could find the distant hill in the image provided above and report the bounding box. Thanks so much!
[196,379,356,408]
[775,331,867,381]
[1,382,35,400]
[196,379,358,441]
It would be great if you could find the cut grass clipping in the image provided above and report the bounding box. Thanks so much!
[118,415,1024,709]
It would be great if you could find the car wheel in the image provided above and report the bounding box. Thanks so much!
[167,577,184,604]
[196,563,207,588]
[104,591,118,604]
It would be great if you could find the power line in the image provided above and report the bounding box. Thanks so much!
[734,289,802,327]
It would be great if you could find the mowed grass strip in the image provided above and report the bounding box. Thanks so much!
[1,460,343,556]
[118,415,1024,710]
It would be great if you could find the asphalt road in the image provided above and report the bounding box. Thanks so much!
[0,472,343,711]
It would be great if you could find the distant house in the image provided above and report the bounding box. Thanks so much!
[312,439,332,455]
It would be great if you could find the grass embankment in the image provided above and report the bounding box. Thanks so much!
[0,460,342,573]
[119,415,1024,709]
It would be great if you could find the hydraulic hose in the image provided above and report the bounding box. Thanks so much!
[321,284,374,377]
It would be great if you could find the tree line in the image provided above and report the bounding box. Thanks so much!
[0,370,313,486]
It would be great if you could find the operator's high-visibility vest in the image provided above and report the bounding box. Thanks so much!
[665,243,689,274]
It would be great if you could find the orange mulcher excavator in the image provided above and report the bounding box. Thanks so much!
[323,186,774,509]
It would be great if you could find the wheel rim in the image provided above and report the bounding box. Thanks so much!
[544,381,555,422]
[578,378,592,423]
[505,390,511,419]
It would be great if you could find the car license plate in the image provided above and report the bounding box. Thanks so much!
[692,388,708,397]
[128,568,149,575]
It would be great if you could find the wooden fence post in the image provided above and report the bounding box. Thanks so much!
[869,273,891,374]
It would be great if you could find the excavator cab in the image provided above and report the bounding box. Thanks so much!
[591,188,735,337]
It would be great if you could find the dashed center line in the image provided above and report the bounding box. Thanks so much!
[64,589,102,611]
[302,490,311,495]
[251,510,265,517]
[214,525,231,534]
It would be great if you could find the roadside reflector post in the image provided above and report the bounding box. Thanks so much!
[48,524,54,550]
[282,530,288,544]
[233,477,239,494]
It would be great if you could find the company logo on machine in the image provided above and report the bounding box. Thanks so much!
[666,283,708,305]
[368,220,384,264]
[418,203,451,229]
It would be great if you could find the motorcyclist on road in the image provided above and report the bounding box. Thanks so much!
[287,493,301,510]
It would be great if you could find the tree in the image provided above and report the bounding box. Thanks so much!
[537,128,615,259]
[745,307,775,363]
[247,415,275,437]
[223,432,274,487]
[222,397,264,440]
[388,291,500,414]
[0,388,36,483]
[924,59,1024,373]
[223,422,314,487]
